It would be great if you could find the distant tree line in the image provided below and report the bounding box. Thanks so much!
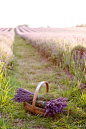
[76,24,86,27]
[17,24,29,27]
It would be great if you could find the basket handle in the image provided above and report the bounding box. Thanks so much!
[32,81,49,113]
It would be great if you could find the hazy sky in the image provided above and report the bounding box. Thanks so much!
[0,0,86,28]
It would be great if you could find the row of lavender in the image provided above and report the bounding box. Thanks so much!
[16,26,86,68]
[0,28,15,71]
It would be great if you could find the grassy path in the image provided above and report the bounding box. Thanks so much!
[1,33,86,128]
[1,34,86,128]
[13,35,58,90]
[11,35,72,94]
[7,34,70,128]
[7,34,63,128]
[6,34,86,129]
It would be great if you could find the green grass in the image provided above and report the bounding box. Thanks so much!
[0,34,86,128]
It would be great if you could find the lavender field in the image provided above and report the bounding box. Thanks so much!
[0,28,15,70]
[16,27,86,71]
[0,27,86,128]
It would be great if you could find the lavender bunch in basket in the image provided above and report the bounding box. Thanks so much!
[11,88,34,102]
[36,97,67,116]
[44,97,67,116]
[11,88,68,116]
[11,88,55,102]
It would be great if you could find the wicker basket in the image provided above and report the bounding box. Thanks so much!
[24,81,49,116]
